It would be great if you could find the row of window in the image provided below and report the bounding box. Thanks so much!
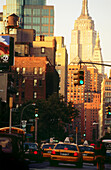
[16,79,42,87]
[25,0,46,6]
[105,81,111,85]
[16,67,43,75]
[24,25,54,34]
[24,17,54,25]
[24,8,54,16]
[16,91,38,99]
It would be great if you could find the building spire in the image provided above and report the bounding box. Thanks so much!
[95,32,101,49]
[81,0,89,16]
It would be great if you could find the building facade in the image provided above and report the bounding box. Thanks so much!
[55,37,68,101]
[2,0,54,36]
[67,64,102,142]
[100,72,111,138]
[70,0,103,74]
[11,56,59,108]
[30,36,68,100]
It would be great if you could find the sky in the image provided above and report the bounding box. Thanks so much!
[0,0,111,75]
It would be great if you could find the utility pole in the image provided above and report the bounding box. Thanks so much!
[9,96,13,134]
[76,127,78,144]
[35,108,38,143]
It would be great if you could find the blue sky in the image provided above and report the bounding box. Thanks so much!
[1,0,111,74]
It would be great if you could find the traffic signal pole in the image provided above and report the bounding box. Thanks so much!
[79,60,111,67]
[35,108,38,143]
[35,117,38,143]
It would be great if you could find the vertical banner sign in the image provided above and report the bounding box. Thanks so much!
[0,35,14,70]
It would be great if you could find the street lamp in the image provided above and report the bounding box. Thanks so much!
[20,103,36,128]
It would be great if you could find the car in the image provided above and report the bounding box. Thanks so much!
[24,142,42,162]
[0,133,28,170]
[50,142,83,168]
[78,145,95,165]
[41,143,55,160]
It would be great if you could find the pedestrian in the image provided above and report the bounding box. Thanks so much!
[95,140,106,170]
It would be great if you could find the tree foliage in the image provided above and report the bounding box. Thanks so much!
[12,94,79,141]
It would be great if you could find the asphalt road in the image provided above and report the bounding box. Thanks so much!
[29,162,111,170]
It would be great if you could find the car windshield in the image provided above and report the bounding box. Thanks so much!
[42,144,55,149]
[24,143,37,150]
[55,144,77,151]
[79,146,94,152]
[0,137,12,153]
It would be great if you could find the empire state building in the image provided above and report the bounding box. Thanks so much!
[70,0,103,74]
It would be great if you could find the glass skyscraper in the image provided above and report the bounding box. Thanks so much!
[25,0,46,5]
[3,0,54,36]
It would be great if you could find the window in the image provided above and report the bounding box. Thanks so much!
[33,9,40,16]
[34,68,37,74]
[22,68,26,74]
[33,17,40,24]
[38,67,42,74]
[33,92,37,99]
[16,92,19,99]
[21,92,25,99]
[42,17,49,24]
[50,26,54,33]
[39,79,42,87]
[50,18,54,24]
[16,79,19,86]
[41,47,45,54]
[41,26,48,33]
[33,26,40,33]
[34,79,37,86]
[50,9,54,16]
[42,9,49,16]
[24,25,31,29]
[24,9,31,16]
[16,67,20,74]
[24,17,31,24]
[40,35,44,41]
[22,78,25,86]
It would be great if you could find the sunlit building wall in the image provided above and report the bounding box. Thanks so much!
[100,73,111,137]
[55,37,68,101]
[70,0,103,74]
[67,65,102,142]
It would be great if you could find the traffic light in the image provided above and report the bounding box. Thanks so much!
[35,108,38,118]
[74,69,84,85]
[83,131,86,137]
[106,106,111,118]
[78,69,84,85]
[83,133,86,137]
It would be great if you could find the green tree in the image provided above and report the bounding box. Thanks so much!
[12,94,79,142]
[37,94,79,141]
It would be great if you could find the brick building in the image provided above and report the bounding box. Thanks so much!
[11,56,59,107]
[67,64,102,142]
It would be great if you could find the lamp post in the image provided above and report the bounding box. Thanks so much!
[20,103,36,128]
[9,96,13,134]
[35,108,38,143]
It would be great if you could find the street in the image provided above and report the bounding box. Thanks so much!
[29,162,111,170]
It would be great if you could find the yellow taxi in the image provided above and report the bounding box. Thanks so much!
[41,143,55,160]
[50,142,83,168]
[78,145,95,165]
